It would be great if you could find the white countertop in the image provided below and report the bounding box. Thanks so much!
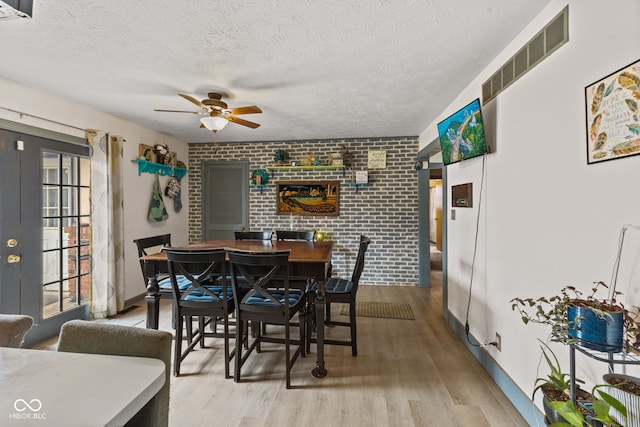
[0,347,165,426]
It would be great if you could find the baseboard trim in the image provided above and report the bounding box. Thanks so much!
[446,310,543,426]
[123,292,146,310]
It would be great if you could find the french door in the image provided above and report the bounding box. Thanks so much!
[0,128,91,346]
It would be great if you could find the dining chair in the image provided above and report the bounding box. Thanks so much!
[57,320,172,427]
[0,314,34,348]
[164,248,235,378]
[134,234,193,331]
[308,235,370,356]
[275,230,316,241]
[276,229,332,279]
[234,230,273,240]
[227,249,307,389]
[133,234,179,295]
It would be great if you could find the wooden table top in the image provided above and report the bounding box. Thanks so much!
[141,239,334,264]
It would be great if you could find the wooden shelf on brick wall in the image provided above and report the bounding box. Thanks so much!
[266,165,346,178]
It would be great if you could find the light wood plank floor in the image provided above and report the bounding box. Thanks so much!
[81,277,528,427]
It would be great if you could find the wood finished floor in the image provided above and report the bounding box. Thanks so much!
[99,274,528,427]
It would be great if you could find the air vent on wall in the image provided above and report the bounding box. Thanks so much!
[482,5,568,105]
[0,0,32,21]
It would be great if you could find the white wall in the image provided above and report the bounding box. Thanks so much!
[0,77,189,302]
[420,0,640,411]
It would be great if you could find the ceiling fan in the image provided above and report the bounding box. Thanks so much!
[154,92,262,132]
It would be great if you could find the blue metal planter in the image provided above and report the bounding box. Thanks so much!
[567,305,624,352]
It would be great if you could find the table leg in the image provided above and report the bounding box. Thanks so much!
[312,282,327,378]
[145,275,161,330]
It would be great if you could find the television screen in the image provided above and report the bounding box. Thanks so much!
[437,98,488,166]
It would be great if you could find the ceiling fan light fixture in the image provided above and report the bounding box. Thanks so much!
[200,116,228,132]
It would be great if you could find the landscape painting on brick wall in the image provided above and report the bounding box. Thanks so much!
[437,98,488,166]
[276,181,340,216]
[585,57,640,164]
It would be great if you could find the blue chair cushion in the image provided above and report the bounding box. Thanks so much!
[245,289,305,306]
[308,277,353,294]
[158,275,192,291]
[158,274,220,291]
[184,286,233,302]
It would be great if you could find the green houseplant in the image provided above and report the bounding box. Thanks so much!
[511,281,640,352]
[534,341,595,424]
[533,341,626,426]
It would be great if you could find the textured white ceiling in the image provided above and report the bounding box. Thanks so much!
[0,0,552,143]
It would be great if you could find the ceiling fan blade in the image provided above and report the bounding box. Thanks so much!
[226,115,261,129]
[179,94,207,110]
[154,109,202,114]
[230,106,262,115]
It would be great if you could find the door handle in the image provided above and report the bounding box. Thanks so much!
[7,239,18,248]
[7,254,20,263]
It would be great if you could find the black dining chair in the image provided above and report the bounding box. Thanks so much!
[309,235,370,356]
[133,234,194,296]
[275,230,316,241]
[227,249,307,389]
[164,248,235,378]
[134,234,193,331]
[234,230,273,240]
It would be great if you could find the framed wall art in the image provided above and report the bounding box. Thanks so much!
[139,144,155,162]
[585,58,640,164]
[275,181,340,216]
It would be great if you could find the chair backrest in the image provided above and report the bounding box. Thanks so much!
[350,235,371,289]
[57,320,172,427]
[275,230,316,241]
[0,314,34,348]
[227,250,291,309]
[133,234,172,287]
[164,248,229,303]
[234,231,273,240]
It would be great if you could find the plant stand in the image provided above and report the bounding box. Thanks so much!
[569,344,640,424]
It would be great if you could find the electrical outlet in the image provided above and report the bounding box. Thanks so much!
[495,332,501,351]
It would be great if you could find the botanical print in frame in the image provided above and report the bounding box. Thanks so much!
[276,181,340,216]
[585,58,640,164]
[139,144,155,162]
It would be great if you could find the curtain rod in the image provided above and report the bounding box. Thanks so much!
[0,106,98,135]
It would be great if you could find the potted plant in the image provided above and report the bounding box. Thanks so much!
[602,373,640,427]
[511,281,640,352]
[534,341,593,424]
[548,386,625,427]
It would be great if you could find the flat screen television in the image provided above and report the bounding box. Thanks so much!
[437,98,488,166]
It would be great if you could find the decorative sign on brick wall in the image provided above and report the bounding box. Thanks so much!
[368,150,386,169]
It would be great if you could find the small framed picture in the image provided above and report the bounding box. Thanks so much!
[165,152,177,166]
[139,144,155,162]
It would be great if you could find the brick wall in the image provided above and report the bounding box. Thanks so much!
[188,136,419,285]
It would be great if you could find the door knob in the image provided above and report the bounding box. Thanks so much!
[7,254,20,263]
[6,239,17,248]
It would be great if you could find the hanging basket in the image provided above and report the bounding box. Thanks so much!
[568,305,624,352]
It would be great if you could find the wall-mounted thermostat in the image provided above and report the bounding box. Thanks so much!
[452,183,472,208]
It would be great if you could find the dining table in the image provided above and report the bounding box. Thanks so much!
[0,347,165,426]
[140,239,333,378]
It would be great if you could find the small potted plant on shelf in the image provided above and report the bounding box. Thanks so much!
[274,149,289,165]
[511,281,640,353]
[548,386,625,427]
[602,373,640,427]
[534,340,594,425]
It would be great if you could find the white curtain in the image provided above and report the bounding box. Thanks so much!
[90,133,125,318]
